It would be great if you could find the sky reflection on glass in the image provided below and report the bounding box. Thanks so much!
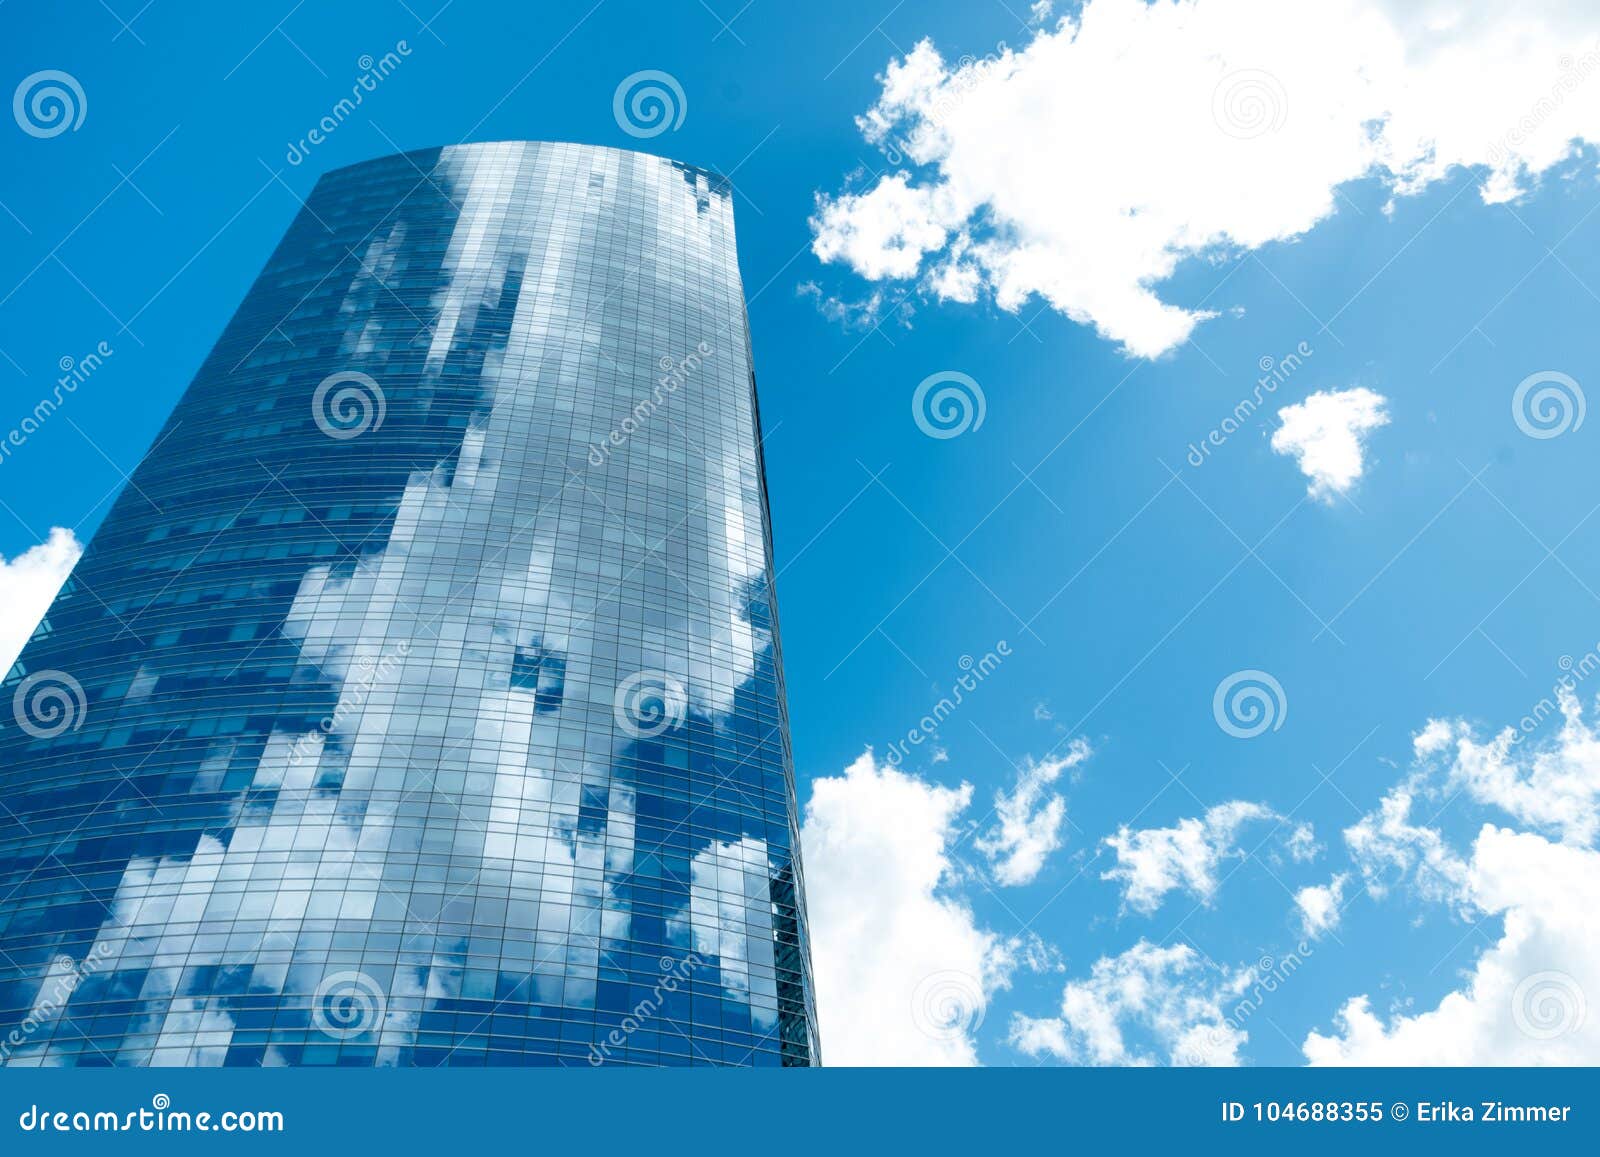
[0,141,817,1068]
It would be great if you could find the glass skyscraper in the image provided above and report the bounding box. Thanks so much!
[0,141,818,1067]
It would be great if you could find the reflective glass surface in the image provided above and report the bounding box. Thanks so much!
[0,141,818,1067]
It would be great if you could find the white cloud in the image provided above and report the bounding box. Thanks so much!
[1344,784,1472,904]
[0,527,82,673]
[1413,717,1458,758]
[801,751,1036,1065]
[1305,826,1600,1063]
[811,0,1600,356]
[1271,388,1390,502]
[670,835,774,1013]
[1102,801,1276,914]
[812,172,959,282]
[1009,939,1251,1066]
[975,738,1091,885]
[1286,822,1322,863]
[1309,696,1600,1062]
[1295,873,1350,939]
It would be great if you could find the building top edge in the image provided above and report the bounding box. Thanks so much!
[318,140,732,187]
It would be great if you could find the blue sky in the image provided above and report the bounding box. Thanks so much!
[4,0,1600,1066]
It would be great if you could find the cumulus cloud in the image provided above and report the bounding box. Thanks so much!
[1009,939,1254,1066]
[1306,826,1600,1063]
[801,751,1048,1065]
[0,527,82,673]
[1102,801,1277,914]
[975,738,1092,885]
[811,0,1600,356]
[1271,388,1390,502]
[1295,873,1350,939]
[1309,694,1600,1062]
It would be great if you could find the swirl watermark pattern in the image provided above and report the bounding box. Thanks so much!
[1511,970,1586,1040]
[1512,370,1584,439]
[12,670,87,739]
[1212,669,1287,739]
[1211,69,1287,139]
[613,669,688,738]
[310,970,386,1039]
[613,70,686,139]
[910,970,985,1042]
[13,70,86,138]
[312,370,386,440]
[912,370,986,439]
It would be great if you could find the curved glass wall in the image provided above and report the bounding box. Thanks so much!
[0,141,818,1067]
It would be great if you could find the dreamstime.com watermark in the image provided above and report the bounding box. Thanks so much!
[288,643,411,766]
[871,41,1011,165]
[286,42,413,165]
[587,952,704,1065]
[17,1096,283,1134]
[0,341,113,469]
[1488,47,1600,168]
[1,944,115,1063]
[1183,942,1314,1066]
[1186,341,1312,468]
[588,343,714,466]
[1510,644,1600,746]
[883,642,1011,766]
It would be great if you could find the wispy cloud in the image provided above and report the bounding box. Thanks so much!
[976,738,1092,885]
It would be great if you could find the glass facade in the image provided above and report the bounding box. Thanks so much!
[0,141,818,1067]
